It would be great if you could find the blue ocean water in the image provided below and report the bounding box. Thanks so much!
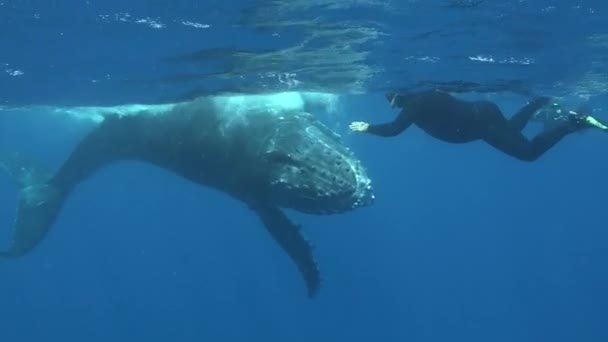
[1,1,608,341]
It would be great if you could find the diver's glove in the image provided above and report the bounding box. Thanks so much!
[349,121,370,132]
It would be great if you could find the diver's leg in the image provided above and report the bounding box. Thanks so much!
[482,122,576,162]
[51,115,144,191]
[509,96,551,132]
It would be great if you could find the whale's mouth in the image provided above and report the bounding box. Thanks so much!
[265,112,374,214]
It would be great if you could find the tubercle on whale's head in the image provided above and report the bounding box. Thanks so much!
[263,112,375,215]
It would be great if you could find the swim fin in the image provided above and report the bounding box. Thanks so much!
[0,152,66,257]
[567,111,608,132]
[584,115,608,131]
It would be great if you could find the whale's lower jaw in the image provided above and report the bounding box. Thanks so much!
[269,174,374,215]
[263,112,374,215]
[268,152,374,215]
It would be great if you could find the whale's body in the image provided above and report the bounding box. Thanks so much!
[0,92,374,296]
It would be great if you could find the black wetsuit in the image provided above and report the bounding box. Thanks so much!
[365,90,581,162]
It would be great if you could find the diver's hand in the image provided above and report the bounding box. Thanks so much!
[349,121,370,132]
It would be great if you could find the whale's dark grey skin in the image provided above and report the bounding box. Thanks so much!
[0,94,374,297]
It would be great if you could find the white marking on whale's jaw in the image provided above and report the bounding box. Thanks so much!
[210,91,340,118]
[1,91,342,124]
[262,112,375,215]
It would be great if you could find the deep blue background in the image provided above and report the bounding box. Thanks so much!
[2,1,608,341]
[1,94,607,341]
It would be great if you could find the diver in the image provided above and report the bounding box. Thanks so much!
[349,89,607,162]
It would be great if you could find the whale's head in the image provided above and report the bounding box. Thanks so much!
[261,111,374,215]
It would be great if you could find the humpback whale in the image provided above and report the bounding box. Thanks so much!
[0,92,374,297]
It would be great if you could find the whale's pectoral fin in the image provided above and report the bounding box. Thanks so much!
[0,151,66,257]
[251,204,321,297]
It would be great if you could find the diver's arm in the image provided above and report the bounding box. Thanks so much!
[350,109,414,137]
